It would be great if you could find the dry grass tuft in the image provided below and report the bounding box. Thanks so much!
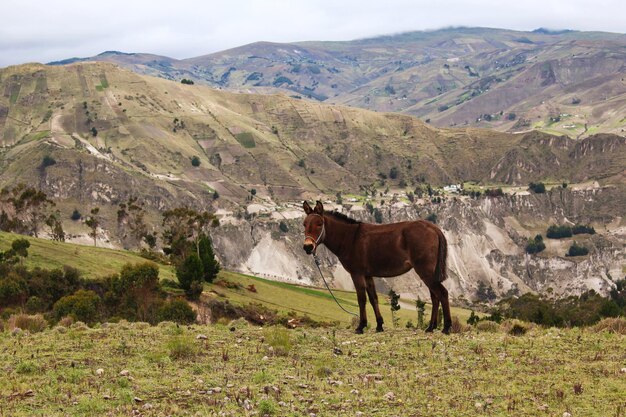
[7,314,48,333]
[476,320,500,333]
[450,316,471,333]
[590,317,626,334]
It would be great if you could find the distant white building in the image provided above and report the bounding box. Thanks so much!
[443,184,461,193]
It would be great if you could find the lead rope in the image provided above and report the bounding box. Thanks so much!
[312,254,359,317]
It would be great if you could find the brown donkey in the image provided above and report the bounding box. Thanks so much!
[302,200,451,334]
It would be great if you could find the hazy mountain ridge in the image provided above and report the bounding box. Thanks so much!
[45,27,626,138]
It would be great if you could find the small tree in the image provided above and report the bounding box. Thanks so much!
[177,254,204,299]
[91,127,98,137]
[567,242,589,257]
[85,207,100,247]
[525,234,546,254]
[198,234,220,283]
[117,197,147,249]
[415,297,426,328]
[388,289,401,328]
[70,209,81,221]
[528,182,546,194]
[46,211,65,242]
[41,155,56,169]
[476,281,497,302]
[373,208,383,224]
[467,310,480,325]
[191,156,201,167]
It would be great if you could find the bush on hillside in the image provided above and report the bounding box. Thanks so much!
[53,289,101,324]
[157,299,197,324]
[484,188,504,198]
[525,234,546,254]
[546,225,573,239]
[528,182,546,193]
[572,224,595,235]
[177,254,204,299]
[567,242,589,257]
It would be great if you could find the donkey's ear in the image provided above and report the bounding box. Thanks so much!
[303,201,313,215]
[314,200,324,215]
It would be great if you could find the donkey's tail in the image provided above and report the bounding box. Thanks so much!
[434,227,448,282]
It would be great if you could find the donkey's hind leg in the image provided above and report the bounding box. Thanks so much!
[432,282,452,334]
[425,289,440,332]
[365,276,384,332]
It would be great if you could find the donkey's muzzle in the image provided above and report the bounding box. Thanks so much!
[303,243,314,254]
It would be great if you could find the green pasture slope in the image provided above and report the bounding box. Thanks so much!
[0,232,177,281]
[0,231,474,325]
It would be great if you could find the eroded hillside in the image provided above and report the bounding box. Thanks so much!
[0,62,624,302]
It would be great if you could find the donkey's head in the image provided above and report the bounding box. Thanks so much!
[302,200,325,255]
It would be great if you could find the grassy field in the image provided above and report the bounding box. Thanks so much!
[1,233,625,416]
[214,271,476,326]
[1,322,624,416]
[0,232,177,281]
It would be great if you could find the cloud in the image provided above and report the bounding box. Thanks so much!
[1,0,625,67]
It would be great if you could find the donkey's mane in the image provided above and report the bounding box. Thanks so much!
[326,211,361,224]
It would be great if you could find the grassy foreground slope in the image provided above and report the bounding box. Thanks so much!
[1,323,625,416]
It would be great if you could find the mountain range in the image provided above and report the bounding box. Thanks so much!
[47,27,626,138]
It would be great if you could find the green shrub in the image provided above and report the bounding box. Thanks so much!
[70,209,82,221]
[525,234,546,254]
[16,360,38,374]
[166,335,199,360]
[0,273,27,306]
[567,242,589,257]
[41,155,56,168]
[263,326,292,356]
[484,188,504,198]
[547,225,573,239]
[198,234,220,283]
[157,299,197,324]
[258,399,277,415]
[177,254,204,300]
[467,310,480,325]
[53,290,101,324]
[528,182,546,193]
[191,156,201,167]
[572,224,595,235]
[25,296,46,313]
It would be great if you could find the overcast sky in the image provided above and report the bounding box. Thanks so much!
[1,0,625,67]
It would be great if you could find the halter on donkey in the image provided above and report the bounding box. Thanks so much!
[302,200,451,334]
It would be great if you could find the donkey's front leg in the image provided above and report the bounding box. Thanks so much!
[353,275,368,334]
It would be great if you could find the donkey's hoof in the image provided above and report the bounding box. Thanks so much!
[425,326,435,333]
[376,326,384,333]
[442,327,451,335]
[355,328,364,334]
